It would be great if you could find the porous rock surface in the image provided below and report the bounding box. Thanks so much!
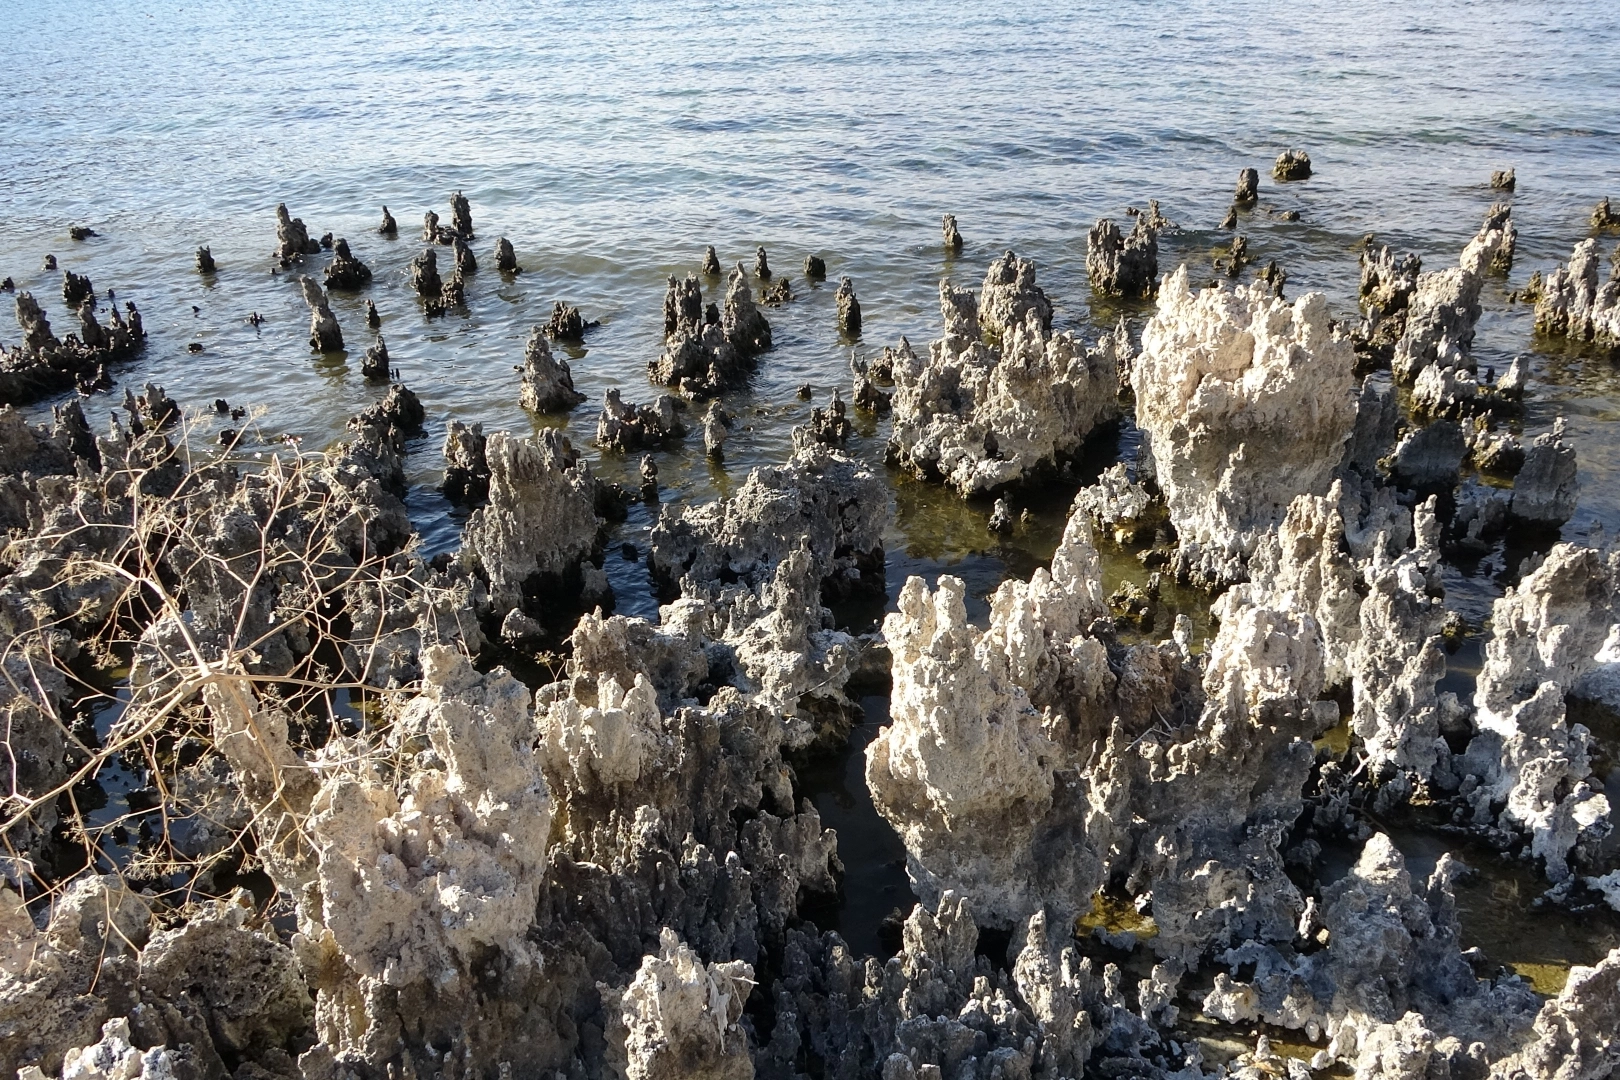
[652,266,771,396]
[889,266,1121,495]
[1133,266,1358,583]
[1535,238,1620,347]
[518,326,585,413]
[1087,216,1160,298]
[461,429,603,617]
[651,443,884,600]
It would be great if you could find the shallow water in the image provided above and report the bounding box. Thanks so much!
[6,0,1620,974]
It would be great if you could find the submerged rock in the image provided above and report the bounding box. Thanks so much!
[753,245,770,280]
[360,335,390,381]
[441,419,489,503]
[195,245,216,273]
[449,189,474,239]
[409,247,443,298]
[452,235,477,275]
[701,244,722,276]
[760,276,791,306]
[494,235,520,273]
[1592,196,1618,231]
[378,204,397,234]
[663,272,703,336]
[545,300,588,340]
[273,202,319,261]
[702,399,731,458]
[597,388,685,451]
[1235,166,1260,204]
[803,253,826,279]
[519,327,585,413]
[723,263,772,354]
[943,212,964,251]
[795,390,852,449]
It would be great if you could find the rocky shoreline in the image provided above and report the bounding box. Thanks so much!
[2,180,1619,1080]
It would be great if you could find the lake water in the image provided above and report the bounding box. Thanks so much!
[5,0,1620,976]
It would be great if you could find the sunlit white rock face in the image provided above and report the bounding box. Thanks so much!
[889,261,1121,496]
[1536,238,1620,346]
[1458,545,1617,883]
[461,428,603,616]
[309,646,553,987]
[1133,266,1359,583]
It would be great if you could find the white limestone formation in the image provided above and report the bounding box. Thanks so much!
[1133,266,1358,582]
[461,429,603,615]
[308,647,552,987]
[890,274,1120,495]
[1535,238,1620,346]
[518,326,585,413]
[607,929,756,1080]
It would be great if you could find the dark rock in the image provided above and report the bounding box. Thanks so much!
[545,301,588,342]
[663,273,703,336]
[196,246,216,274]
[69,225,97,241]
[365,300,381,329]
[322,238,373,290]
[597,388,685,451]
[378,206,397,235]
[62,271,94,310]
[274,203,320,261]
[1491,168,1516,192]
[1087,216,1159,298]
[836,276,861,336]
[795,390,851,449]
[701,245,722,276]
[761,277,791,306]
[441,420,489,503]
[1593,196,1619,231]
[452,236,477,275]
[803,254,826,279]
[1235,167,1260,203]
[361,336,390,381]
[449,190,474,239]
[494,237,520,273]
[409,249,443,299]
[1273,149,1312,181]
[943,213,964,251]
[300,277,343,353]
[753,245,771,280]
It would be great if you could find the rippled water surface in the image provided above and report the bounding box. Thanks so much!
[5,0,1620,978]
